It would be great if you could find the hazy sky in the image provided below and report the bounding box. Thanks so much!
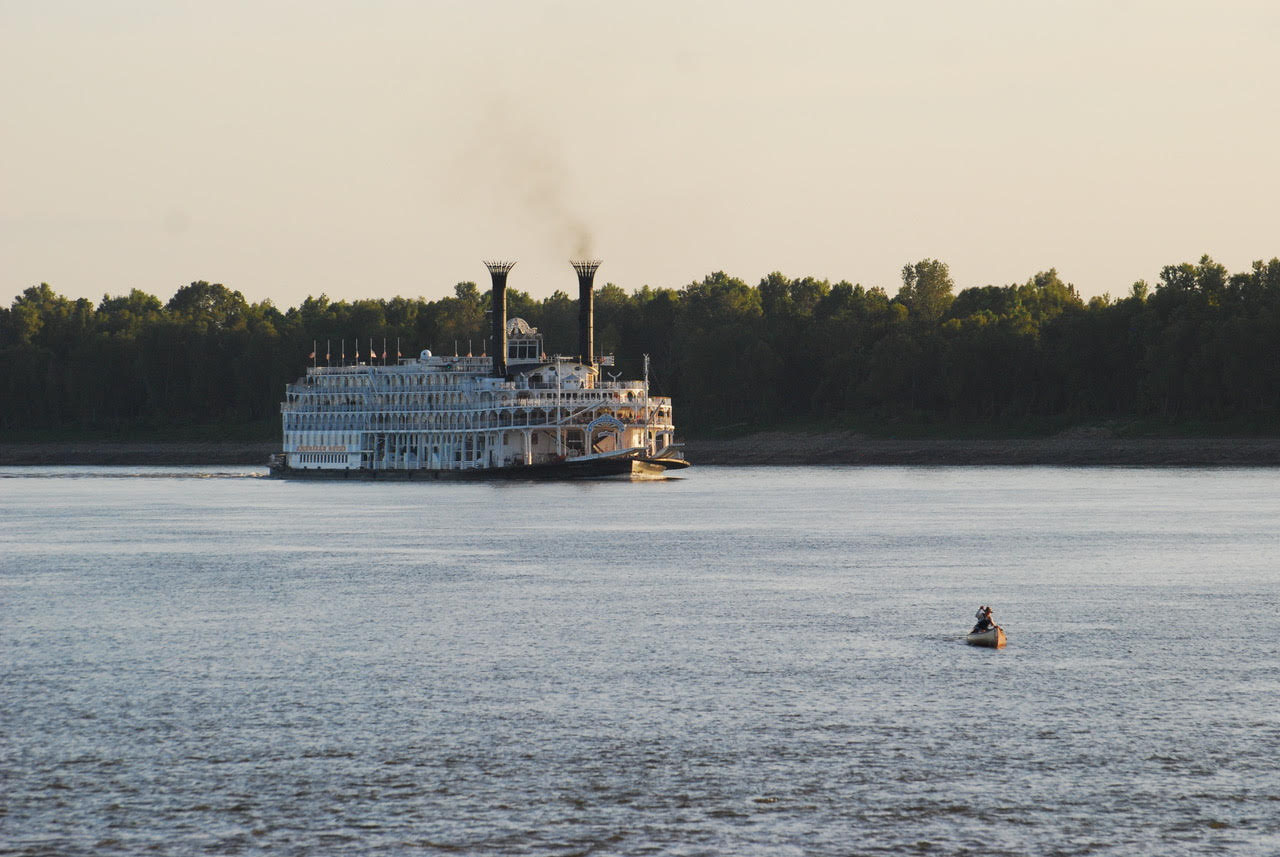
[4,0,1278,307]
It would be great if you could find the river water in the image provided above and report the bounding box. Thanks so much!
[2,465,1278,856]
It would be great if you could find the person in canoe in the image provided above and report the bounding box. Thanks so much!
[972,605,994,633]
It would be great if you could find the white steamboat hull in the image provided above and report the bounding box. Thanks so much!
[269,453,688,481]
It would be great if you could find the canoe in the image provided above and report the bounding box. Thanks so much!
[965,625,1006,648]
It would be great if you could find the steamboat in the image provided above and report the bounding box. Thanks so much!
[269,261,688,480]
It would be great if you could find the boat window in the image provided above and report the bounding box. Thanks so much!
[508,340,539,360]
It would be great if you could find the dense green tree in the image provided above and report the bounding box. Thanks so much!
[98,289,163,335]
[6,254,1280,435]
[166,281,248,330]
[897,259,955,323]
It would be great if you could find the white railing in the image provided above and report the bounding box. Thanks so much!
[283,393,671,413]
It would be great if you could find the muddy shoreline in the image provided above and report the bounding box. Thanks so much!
[0,442,280,466]
[681,432,1280,466]
[4,433,1280,467]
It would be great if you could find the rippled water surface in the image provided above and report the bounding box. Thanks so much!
[2,465,1279,856]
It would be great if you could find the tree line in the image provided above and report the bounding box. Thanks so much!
[3,254,1280,437]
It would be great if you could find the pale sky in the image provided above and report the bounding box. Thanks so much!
[3,0,1278,307]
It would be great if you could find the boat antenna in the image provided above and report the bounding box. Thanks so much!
[643,353,651,453]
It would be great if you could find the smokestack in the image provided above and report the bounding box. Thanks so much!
[484,260,515,377]
[571,259,601,367]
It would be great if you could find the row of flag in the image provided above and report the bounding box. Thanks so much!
[309,338,402,366]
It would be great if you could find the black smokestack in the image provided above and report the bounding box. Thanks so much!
[484,260,515,377]
[571,260,601,366]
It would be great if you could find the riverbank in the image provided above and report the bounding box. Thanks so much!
[680,431,1280,466]
[0,442,279,466]
[4,432,1280,466]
